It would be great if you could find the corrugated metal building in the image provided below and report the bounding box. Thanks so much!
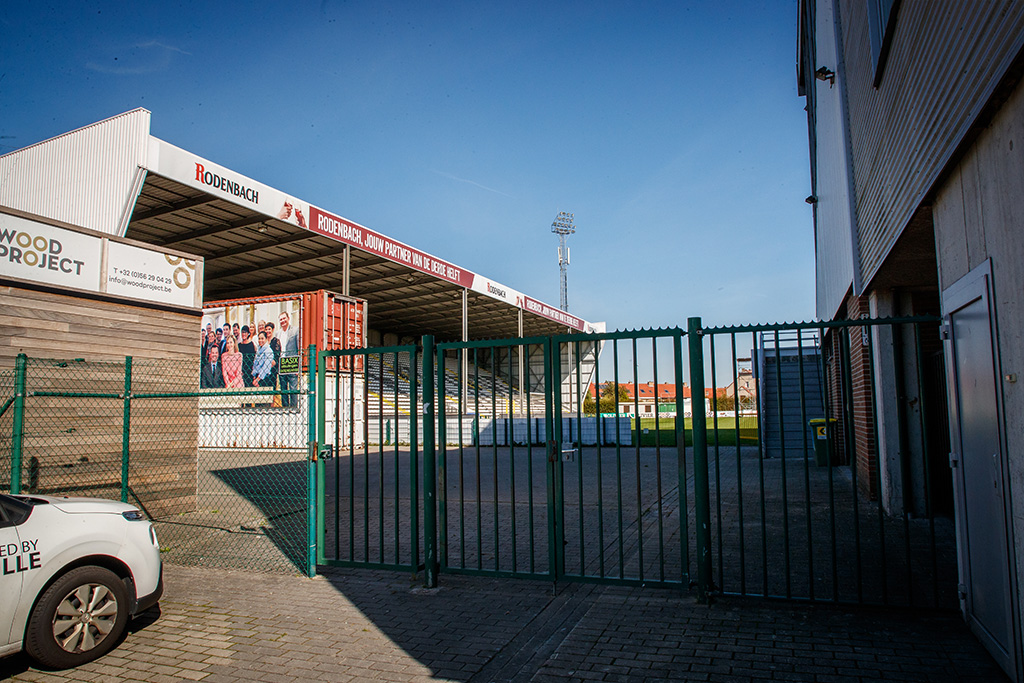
[799,1,1024,679]
[757,335,825,458]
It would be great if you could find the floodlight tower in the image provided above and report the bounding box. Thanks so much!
[551,211,576,312]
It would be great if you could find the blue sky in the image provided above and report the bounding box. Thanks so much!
[0,1,814,331]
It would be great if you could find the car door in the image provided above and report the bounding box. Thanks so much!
[0,497,25,649]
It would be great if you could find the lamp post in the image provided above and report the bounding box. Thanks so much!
[551,211,576,413]
[551,211,575,312]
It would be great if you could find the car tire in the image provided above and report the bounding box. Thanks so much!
[24,566,130,669]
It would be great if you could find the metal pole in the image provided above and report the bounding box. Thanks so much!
[121,356,132,503]
[10,354,27,494]
[342,245,351,296]
[673,334,689,582]
[462,288,469,409]
[317,347,328,566]
[307,344,318,578]
[518,308,525,414]
[437,340,449,570]
[422,335,438,588]
[687,317,713,603]
[545,337,561,581]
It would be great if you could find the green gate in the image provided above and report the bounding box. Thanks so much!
[315,343,424,574]
[434,335,557,581]
[544,327,696,588]
[313,316,955,608]
[315,328,707,592]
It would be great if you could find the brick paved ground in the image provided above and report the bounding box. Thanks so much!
[147,444,956,610]
[0,564,1008,683]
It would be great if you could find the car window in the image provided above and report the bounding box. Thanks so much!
[0,494,32,528]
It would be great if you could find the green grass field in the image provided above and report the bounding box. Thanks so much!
[632,416,759,447]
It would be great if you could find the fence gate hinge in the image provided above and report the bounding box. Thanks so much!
[949,451,958,469]
[547,439,558,462]
[957,583,967,600]
[939,323,951,340]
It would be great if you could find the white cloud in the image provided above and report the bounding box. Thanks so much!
[430,169,514,198]
[85,40,191,75]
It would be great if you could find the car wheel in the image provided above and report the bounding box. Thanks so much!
[24,566,130,669]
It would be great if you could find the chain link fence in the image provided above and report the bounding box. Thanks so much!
[1,355,311,574]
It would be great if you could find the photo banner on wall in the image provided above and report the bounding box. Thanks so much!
[199,299,301,402]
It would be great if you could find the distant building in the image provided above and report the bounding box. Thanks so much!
[721,365,756,412]
[587,381,716,418]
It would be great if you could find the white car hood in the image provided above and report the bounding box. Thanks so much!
[22,495,137,515]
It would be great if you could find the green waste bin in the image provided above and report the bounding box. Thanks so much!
[808,418,836,467]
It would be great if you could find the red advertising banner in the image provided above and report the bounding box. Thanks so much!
[308,206,475,288]
[523,296,586,331]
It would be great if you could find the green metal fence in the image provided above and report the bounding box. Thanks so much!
[547,327,697,589]
[435,335,556,582]
[698,316,955,608]
[312,317,954,607]
[316,328,705,592]
[4,314,956,608]
[315,343,424,575]
[2,351,316,575]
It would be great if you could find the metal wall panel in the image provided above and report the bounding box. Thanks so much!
[812,0,857,319]
[838,0,1024,288]
[0,109,150,236]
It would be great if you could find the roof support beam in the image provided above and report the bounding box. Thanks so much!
[152,213,269,247]
[203,230,321,262]
[352,275,449,296]
[367,296,465,316]
[205,245,349,282]
[129,194,216,223]
[342,245,350,296]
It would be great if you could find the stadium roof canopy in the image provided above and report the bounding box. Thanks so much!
[0,109,598,342]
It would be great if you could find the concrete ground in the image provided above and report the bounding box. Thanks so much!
[0,563,1008,683]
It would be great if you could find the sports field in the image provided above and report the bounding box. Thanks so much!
[633,416,759,447]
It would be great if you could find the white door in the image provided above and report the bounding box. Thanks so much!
[943,262,1018,681]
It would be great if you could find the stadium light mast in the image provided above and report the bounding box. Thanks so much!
[551,211,576,312]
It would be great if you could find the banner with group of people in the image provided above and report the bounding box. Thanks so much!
[199,299,302,408]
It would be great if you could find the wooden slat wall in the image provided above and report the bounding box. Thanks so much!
[2,285,202,516]
[1,285,201,366]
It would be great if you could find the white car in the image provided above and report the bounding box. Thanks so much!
[0,492,162,669]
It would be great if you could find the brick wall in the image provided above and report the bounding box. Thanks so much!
[846,296,878,500]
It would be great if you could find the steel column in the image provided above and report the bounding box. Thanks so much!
[687,317,713,603]
[307,344,318,577]
[121,356,132,503]
[423,335,438,587]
